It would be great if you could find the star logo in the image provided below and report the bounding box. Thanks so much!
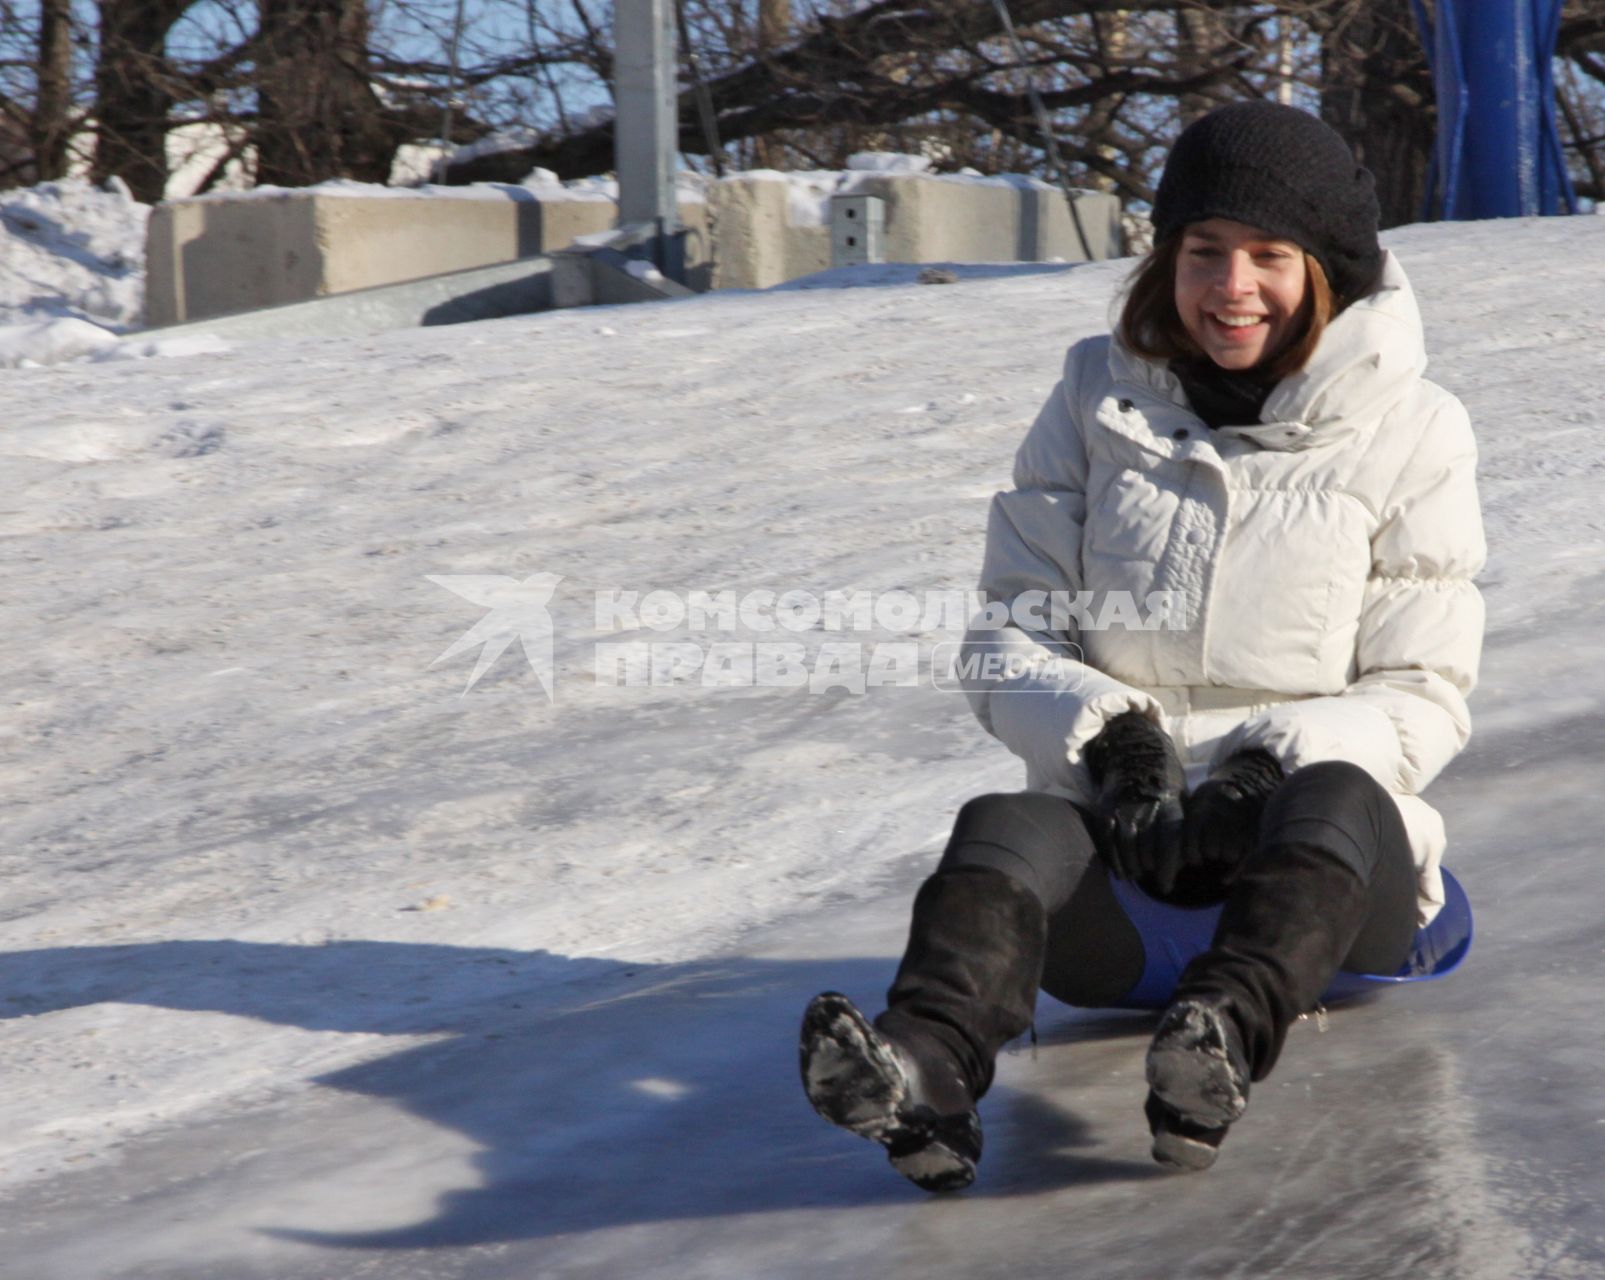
[428,573,564,699]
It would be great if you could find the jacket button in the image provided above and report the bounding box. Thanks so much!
[1186,529,1206,545]
[1118,398,1134,412]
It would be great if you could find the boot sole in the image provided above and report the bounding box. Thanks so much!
[1145,1001,1249,1132]
[1151,1126,1224,1172]
[800,993,978,1193]
[1145,1091,1228,1173]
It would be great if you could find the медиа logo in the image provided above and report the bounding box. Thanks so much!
[427,578,1183,698]
[428,573,563,699]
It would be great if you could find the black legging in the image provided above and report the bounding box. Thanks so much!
[935,760,1419,1008]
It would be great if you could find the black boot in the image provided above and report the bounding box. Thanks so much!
[1145,841,1370,1171]
[800,993,984,1192]
[800,867,1047,1192]
[1144,999,1250,1171]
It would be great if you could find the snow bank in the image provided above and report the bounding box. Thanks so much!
[0,316,233,370]
[0,316,119,367]
[0,178,149,331]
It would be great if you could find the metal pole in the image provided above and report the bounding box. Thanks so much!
[434,0,469,183]
[614,0,679,228]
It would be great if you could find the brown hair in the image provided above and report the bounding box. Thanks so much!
[1116,235,1336,381]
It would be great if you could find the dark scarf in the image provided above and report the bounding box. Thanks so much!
[1171,356,1281,431]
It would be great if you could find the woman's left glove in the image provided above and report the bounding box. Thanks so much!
[1083,711,1187,888]
[1182,748,1285,879]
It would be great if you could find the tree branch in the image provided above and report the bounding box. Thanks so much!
[447,0,1249,182]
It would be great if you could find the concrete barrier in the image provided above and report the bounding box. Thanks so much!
[145,168,1121,325]
[146,187,706,326]
[139,245,694,344]
[704,173,1120,289]
[704,175,833,290]
[843,173,1121,269]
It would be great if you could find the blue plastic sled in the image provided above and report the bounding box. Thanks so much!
[1103,868,1474,1011]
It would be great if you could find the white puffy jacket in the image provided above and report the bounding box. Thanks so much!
[963,254,1486,918]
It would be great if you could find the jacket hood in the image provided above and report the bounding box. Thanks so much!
[1263,251,1426,429]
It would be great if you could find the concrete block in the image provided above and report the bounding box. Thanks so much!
[145,188,631,326]
[143,167,1120,328]
[846,173,1008,264]
[843,174,1119,266]
[1027,185,1124,262]
[705,177,831,290]
[313,195,535,296]
[146,196,322,326]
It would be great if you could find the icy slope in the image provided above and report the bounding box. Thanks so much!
[1,214,1603,1277]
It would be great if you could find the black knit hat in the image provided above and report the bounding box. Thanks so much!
[1152,100,1383,305]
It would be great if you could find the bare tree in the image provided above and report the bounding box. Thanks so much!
[0,0,1596,222]
[1172,6,1232,126]
[750,0,791,166]
[255,0,399,185]
[450,0,1259,200]
[33,0,74,180]
[91,0,196,201]
[1558,0,1605,201]
[1304,0,1433,227]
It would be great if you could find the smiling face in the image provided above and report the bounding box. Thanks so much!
[1173,218,1312,372]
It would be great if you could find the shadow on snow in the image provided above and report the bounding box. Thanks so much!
[0,938,1162,1249]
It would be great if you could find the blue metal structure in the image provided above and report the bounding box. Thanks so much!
[1411,0,1579,218]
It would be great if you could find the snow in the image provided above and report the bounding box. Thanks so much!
[0,179,149,333]
[449,127,545,166]
[179,177,549,203]
[0,178,235,367]
[520,167,618,203]
[846,151,935,173]
[735,168,846,227]
[0,315,120,366]
[1,203,1603,1277]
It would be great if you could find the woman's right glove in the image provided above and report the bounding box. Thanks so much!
[1182,748,1285,880]
[1083,711,1187,889]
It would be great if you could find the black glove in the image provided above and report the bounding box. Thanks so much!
[1182,748,1285,882]
[1083,711,1186,888]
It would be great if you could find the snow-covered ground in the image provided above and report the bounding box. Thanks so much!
[0,179,149,330]
[1,208,1603,1278]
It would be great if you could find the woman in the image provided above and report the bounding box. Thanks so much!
[799,101,1486,1191]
